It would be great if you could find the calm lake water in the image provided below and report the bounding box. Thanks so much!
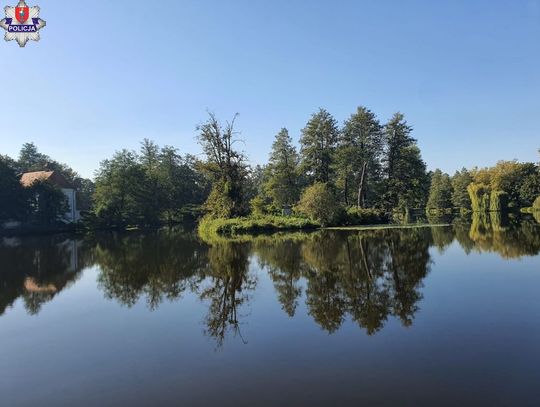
[1,215,540,406]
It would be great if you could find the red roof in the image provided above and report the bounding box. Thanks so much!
[20,171,73,189]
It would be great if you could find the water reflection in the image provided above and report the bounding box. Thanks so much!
[92,230,207,309]
[0,235,92,315]
[1,217,539,344]
[199,242,255,346]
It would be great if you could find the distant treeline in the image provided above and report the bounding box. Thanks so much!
[1,107,539,229]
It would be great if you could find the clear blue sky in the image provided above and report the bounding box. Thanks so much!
[2,0,539,179]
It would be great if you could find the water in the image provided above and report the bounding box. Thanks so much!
[1,216,540,406]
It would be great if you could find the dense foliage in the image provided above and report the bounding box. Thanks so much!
[427,169,453,211]
[1,112,538,233]
[93,141,208,227]
[295,182,340,226]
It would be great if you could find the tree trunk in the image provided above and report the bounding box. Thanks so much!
[344,176,349,206]
[357,162,368,209]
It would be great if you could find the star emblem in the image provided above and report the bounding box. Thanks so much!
[0,0,46,47]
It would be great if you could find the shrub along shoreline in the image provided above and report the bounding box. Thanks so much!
[198,215,320,237]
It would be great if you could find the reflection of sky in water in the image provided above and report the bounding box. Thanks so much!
[0,223,539,406]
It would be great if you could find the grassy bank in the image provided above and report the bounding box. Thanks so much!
[326,223,451,231]
[198,215,320,237]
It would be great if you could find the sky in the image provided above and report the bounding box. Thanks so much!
[1,0,539,179]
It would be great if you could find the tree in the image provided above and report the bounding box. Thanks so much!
[158,148,208,221]
[382,113,428,210]
[0,156,27,222]
[18,142,48,172]
[300,108,339,184]
[139,139,167,225]
[245,164,267,204]
[197,113,248,218]
[451,168,473,209]
[93,150,148,226]
[263,128,300,208]
[295,182,340,226]
[469,161,539,209]
[93,141,208,226]
[521,172,540,207]
[426,169,453,211]
[334,106,383,207]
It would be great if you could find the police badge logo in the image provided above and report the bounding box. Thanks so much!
[0,0,45,47]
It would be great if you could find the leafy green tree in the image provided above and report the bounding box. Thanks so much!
[93,141,207,226]
[295,182,340,226]
[427,169,453,210]
[197,113,248,218]
[518,166,540,206]
[382,113,428,210]
[93,150,148,226]
[139,139,166,224]
[451,168,473,209]
[300,109,339,184]
[335,106,383,207]
[470,161,539,209]
[263,128,300,208]
[0,156,27,222]
[158,148,208,221]
[244,164,267,205]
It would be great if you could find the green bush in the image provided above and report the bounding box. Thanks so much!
[198,215,319,237]
[533,196,540,210]
[249,195,268,216]
[342,207,389,225]
[295,182,341,226]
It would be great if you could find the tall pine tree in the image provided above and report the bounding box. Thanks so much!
[300,109,339,185]
[335,106,383,207]
[382,113,428,210]
[263,128,300,208]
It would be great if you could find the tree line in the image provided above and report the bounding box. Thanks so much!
[427,159,540,214]
[1,107,539,229]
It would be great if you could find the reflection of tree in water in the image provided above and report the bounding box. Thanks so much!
[466,213,540,259]
[301,234,348,333]
[254,229,432,335]
[0,236,91,315]
[303,229,431,333]
[384,228,432,327]
[426,216,455,253]
[198,242,255,347]
[93,229,208,309]
[3,215,540,346]
[340,235,390,335]
[255,238,304,317]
